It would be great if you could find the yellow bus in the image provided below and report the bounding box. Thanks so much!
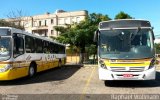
[94,19,156,80]
[0,27,66,80]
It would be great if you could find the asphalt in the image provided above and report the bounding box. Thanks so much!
[0,65,160,100]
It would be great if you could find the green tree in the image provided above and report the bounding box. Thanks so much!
[0,19,24,29]
[155,43,160,54]
[0,10,28,29]
[6,9,29,29]
[54,13,111,63]
[115,11,133,19]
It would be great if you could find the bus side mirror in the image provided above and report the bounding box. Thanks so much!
[151,27,155,40]
[93,30,99,42]
[152,32,155,40]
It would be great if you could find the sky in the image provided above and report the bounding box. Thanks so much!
[0,0,160,36]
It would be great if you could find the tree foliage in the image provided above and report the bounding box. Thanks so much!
[55,13,111,46]
[54,13,111,63]
[0,10,29,29]
[155,43,160,54]
[5,9,29,29]
[0,19,24,29]
[115,11,133,19]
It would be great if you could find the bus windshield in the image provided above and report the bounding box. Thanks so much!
[0,29,11,36]
[0,38,11,61]
[99,29,154,59]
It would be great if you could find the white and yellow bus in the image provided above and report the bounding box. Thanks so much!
[94,19,156,80]
[0,27,66,80]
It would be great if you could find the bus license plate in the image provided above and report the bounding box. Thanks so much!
[123,74,133,78]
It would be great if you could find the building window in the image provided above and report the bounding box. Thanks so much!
[33,21,37,27]
[58,18,64,25]
[45,20,47,26]
[64,18,70,24]
[51,30,54,35]
[76,17,81,23]
[24,22,30,28]
[51,19,54,24]
[71,17,75,24]
[41,20,47,26]
[39,21,41,26]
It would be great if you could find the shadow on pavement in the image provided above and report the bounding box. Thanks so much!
[0,65,82,86]
[105,71,160,88]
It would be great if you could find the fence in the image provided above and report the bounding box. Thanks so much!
[67,55,80,64]
[66,53,97,65]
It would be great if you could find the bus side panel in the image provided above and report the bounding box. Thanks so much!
[36,60,44,72]
[36,54,59,72]
[9,67,28,80]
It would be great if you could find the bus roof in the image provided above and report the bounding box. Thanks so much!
[99,19,152,30]
[0,27,65,46]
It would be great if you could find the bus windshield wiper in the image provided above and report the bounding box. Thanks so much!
[131,27,141,40]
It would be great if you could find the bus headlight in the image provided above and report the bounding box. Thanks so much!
[148,58,156,69]
[0,64,12,72]
[99,60,107,69]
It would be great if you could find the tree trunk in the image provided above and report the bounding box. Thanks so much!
[93,54,95,64]
[79,46,85,64]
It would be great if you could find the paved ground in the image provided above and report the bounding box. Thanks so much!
[0,65,160,100]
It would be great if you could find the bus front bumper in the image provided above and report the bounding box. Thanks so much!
[0,67,28,81]
[0,70,12,80]
[98,67,156,80]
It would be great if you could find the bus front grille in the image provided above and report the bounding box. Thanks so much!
[110,67,145,72]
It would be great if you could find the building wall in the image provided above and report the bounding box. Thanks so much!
[6,10,88,37]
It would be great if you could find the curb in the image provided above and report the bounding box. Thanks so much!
[65,63,98,67]
[83,64,98,67]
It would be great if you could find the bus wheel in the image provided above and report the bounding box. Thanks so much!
[104,80,113,87]
[28,64,36,77]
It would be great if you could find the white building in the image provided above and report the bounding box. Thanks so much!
[6,10,88,37]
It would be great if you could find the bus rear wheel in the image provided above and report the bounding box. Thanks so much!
[28,64,36,77]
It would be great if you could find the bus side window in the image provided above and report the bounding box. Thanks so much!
[35,39,43,53]
[25,35,35,53]
[13,33,24,58]
[55,44,59,53]
[50,43,54,53]
[43,41,49,53]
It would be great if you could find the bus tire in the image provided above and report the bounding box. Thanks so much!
[104,80,113,87]
[28,63,36,77]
